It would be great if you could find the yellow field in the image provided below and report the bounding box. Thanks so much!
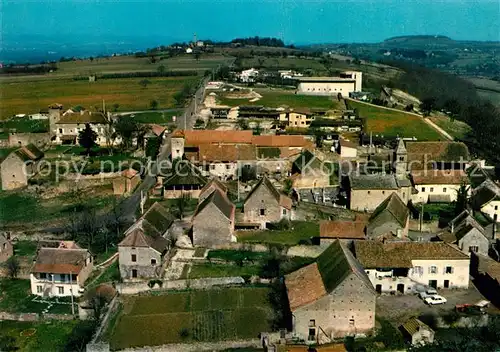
[0,76,199,118]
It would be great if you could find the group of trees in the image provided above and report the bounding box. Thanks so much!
[173,82,197,107]
[0,63,57,75]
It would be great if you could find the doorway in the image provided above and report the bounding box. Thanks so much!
[397,284,405,294]
[376,284,382,294]
[132,269,138,278]
[444,280,450,288]
[429,280,437,289]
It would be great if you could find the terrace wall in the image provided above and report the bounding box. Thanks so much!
[0,311,74,321]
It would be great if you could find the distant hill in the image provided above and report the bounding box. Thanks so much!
[384,35,454,44]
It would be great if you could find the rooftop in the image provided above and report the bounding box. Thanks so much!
[198,144,256,162]
[57,111,107,124]
[406,141,470,170]
[319,215,368,239]
[401,317,433,336]
[369,193,409,228]
[350,174,399,190]
[411,169,468,185]
[194,188,235,220]
[244,176,292,210]
[32,248,90,274]
[296,76,356,83]
[354,241,469,268]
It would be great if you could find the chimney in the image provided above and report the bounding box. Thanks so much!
[80,110,84,115]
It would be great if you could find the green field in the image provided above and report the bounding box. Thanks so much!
[0,320,79,352]
[109,287,273,349]
[240,56,327,71]
[219,89,343,110]
[236,221,319,245]
[122,110,182,124]
[429,115,472,140]
[0,117,49,132]
[348,100,444,140]
[187,263,261,279]
[0,76,199,119]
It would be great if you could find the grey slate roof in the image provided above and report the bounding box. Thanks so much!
[194,189,234,220]
[350,174,399,190]
[471,180,500,209]
[369,193,409,227]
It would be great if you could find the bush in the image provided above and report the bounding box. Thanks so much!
[179,328,190,339]
[63,321,97,352]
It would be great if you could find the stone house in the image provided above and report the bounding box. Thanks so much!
[471,179,500,223]
[0,234,13,263]
[290,150,331,189]
[337,138,358,159]
[285,240,376,344]
[113,168,140,195]
[365,193,409,240]
[318,214,368,245]
[118,203,174,280]
[192,189,235,247]
[355,241,470,294]
[0,144,44,190]
[400,317,435,346]
[243,177,292,229]
[349,174,412,212]
[410,169,469,204]
[54,110,115,146]
[30,247,93,297]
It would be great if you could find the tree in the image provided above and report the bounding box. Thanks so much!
[103,123,117,150]
[114,117,139,149]
[150,99,159,110]
[5,257,20,279]
[420,97,436,116]
[175,193,192,219]
[455,182,469,216]
[78,123,98,155]
[283,178,293,196]
[89,56,94,62]
[139,79,151,88]
[237,119,249,130]
[112,103,120,112]
[157,65,166,74]
[149,55,157,64]
[193,52,201,61]
[253,121,262,135]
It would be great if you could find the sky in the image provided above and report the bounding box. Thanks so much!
[2,0,499,46]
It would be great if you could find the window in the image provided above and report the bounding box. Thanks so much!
[308,328,316,341]
[429,266,438,274]
[349,319,355,326]
[37,285,43,293]
[382,191,385,195]
[59,128,63,133]
[443,188,447,193]
[445,266,453,274]
[132,269,137,278]
[282,209,287,215]
[131,254,137,262]
[40,273,47,280]
[309,320,316,327]
[71,274,77,282]
[58,286,64,295]
[399,156,405,161]
[469,246,479,253]
[151,258,157,265]
[210,164,215,170]
[495,206,498,211]
[367,191,371,195]
[430,187,434,193]
[260,209,265,216]
[225,164,231,170]
[60,274,66,282]
[403,192,406,198]
[422,187,426,192]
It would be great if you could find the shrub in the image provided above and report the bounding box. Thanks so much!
[179,328,190,339]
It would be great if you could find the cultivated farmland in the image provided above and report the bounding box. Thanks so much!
[0,76,199,119]
[109,287,273,349]
[348,100,444,140]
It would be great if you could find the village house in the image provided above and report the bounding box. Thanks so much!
[337,138,358,159]
[319,214,368,244]
[365,193,409,240]
[400,317,435,347]
[354,241,470,294]
[470,252,500,306]
[471,179,500,223]
[438,210,490,256]
[290,150,331,189]
[54,110,114,146]
[0,234,13,263]
[30,246,93,297]
[0,144,44,190]
[113,168,141,195]
[242,176,292,229]
[349,174,412,212]
[285,240,376,344]
[118,203,174,280]
[162,160,207,199]
[192,188,235,247]
[410,169,469,204]
[278,108,315,128]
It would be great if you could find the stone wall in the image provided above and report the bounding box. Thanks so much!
[0,311,74,321]
[193,204,233,247]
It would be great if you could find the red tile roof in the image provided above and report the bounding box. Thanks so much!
[252,135,311,148]
[180,130,254,145]
[121,168,139,179]
[320,218,367,239]
[198,144,256,162]
[285,263,327,310]
[32,248,90,274]
[411,169,468,185]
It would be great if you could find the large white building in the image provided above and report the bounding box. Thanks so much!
[355,241,470,294]
[296,71,362,96]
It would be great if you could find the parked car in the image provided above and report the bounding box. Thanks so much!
[418,288,438,299]
[424,295,447,305]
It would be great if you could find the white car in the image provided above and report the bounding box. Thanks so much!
[424,295,447,305]
[418,288,438,299]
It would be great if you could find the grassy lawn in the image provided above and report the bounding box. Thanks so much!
[422,203,455,222]
[348,100,443,140]
[0,76,198,119]
[236,221,319,245]
[187,263,261,279]
[13,240,38,258]
[0,319,79,352]
[0,117,49,132]
[109,287,272,349]
[0,279,73,314]
[219,89,342,110]
[0,186,115,228]
[87,261,120,289]
[123,110,182,124]
[429,115,473,140]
